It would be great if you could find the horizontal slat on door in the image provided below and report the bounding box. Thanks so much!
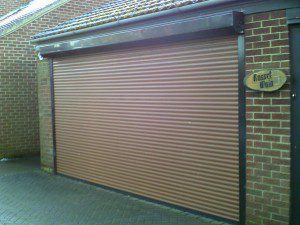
[53,36,239,221]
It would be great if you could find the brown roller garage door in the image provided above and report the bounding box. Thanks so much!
[53,36,240,221]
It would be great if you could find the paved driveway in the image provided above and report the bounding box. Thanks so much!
[0,158,229,225]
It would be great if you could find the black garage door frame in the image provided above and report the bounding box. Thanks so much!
[287,8,300,224]
[45,10,246,224]
[290,24,300,225]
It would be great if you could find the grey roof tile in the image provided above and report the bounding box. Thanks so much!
[33,0,208,40]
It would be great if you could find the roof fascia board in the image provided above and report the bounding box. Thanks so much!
[35,11,244,55]
[0,0,71,38]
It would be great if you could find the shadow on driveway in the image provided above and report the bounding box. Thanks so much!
[0,158,228,225]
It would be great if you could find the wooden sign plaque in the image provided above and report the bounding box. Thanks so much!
[244,69,287,92]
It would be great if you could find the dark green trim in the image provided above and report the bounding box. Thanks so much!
[43,28,236,58]
[290,24,300,225]
[287,8,300,24]
[36,11,243,55]
[49,59,57,174]
[288,18,300,24]
[238,34,246,225]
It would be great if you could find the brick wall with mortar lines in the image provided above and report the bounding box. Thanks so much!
[0,0,109,162]
[37,59,54,172]
[245,10,291,225]
[0,0,30,16]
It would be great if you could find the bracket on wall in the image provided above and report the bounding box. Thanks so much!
[37,53,44,61]
[233,11,245,34]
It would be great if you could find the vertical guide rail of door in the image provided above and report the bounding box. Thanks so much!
[50,59,57,174]
[238,34,246,225]
[290,24,300,225]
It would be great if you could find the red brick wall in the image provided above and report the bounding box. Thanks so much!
[245,10,291,225]
[0,0,109,163]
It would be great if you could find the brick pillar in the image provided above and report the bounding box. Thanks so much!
[245,10,291,225]
[37,59,54,172]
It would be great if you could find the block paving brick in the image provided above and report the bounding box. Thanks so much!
[0,158,229,225]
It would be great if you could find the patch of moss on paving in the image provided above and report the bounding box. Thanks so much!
[41,166,54,174]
